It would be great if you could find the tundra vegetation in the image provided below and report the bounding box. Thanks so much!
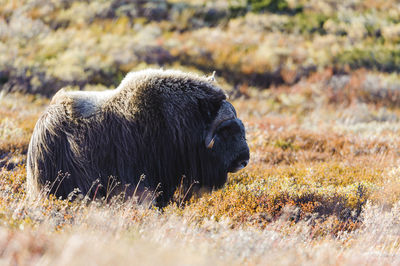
[1,0,400,265]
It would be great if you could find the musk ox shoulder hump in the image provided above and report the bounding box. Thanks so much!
[51,69,224,119]
[117,69,226,97]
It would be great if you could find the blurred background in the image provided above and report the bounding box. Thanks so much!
[1,0,400,103]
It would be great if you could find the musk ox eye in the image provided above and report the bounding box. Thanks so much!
[217,120,241,135]
[217,126,234,139]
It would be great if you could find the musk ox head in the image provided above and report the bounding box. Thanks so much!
[203,101,249,187]
[27,69,250,206]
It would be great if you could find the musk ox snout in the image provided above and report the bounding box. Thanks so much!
[228,150,250,173]
[26,69,250,206]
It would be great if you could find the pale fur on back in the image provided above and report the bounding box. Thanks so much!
[51,69,223,118]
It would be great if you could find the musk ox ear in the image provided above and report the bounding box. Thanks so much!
[205,101,237,149]
[207,71,217,82]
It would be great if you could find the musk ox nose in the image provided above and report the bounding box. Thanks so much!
[228,155,250,173]
[239,159,249,168]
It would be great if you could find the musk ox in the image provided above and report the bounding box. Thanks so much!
[26,69,250,206]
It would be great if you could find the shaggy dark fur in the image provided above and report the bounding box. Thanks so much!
[26,69,249,206]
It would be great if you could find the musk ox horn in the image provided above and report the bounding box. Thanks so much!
[205,101,237,149]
